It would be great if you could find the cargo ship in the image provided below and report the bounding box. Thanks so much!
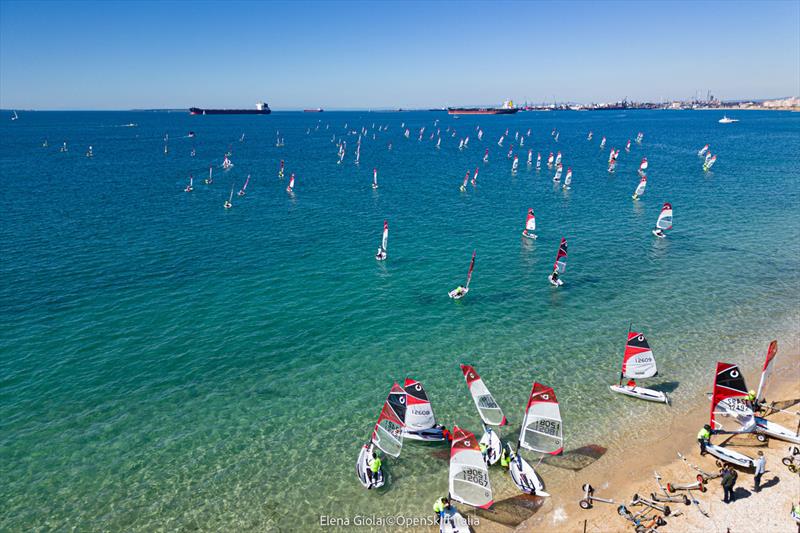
[189,101,271,115]
[447,99,518,115]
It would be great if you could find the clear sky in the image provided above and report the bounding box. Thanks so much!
[1,0,798,109]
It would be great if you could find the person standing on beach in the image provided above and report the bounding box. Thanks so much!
[754,451,766,492]
[697,424,712,455]
[721,464,738,503]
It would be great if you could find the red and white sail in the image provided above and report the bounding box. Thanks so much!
[755,340,778,404]
[519,382,563,455]
[698,144,709,156]
[403,378,436,431]
[461,171,470,189]
[286,173,295,192]
[621,332,658,378]
[379,220,388,256]
[238,174,250,195]
[465,250,476,289]
[634,176,647,197]
[460,364,507,426]
[639,158,648,172]
[710,362,756,433]
[371,383,406,457]
[553,238,567,274]
[655,203,673,231]
[471,167,478,185]
[525,209,536,232]
[449,426,494,509]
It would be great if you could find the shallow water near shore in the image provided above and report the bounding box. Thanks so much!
[1,110,799,531]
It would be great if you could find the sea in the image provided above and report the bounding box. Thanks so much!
[1,109,799,532]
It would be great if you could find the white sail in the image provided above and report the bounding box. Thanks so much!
[634,177,647,198]
[449,426,494,509]
[403,378,436,430]
[460,364,506,426]
[519,382,563,455]
[655,203,673,231]
[371,383,405,457]
[380,220,388,254]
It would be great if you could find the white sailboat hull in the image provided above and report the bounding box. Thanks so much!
[356,444,385,489]
[449,287,469,300]
[402,427,446,442]
[439,508,470,533]
[548,274,563,286]
[479,429,502,465]
[610,385,668,404]
[755,417,800,444]
[522,230,537,240]
[705,443,754,468]
[509,455,549,496]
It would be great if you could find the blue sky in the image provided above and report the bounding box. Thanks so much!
[1,0,798,109]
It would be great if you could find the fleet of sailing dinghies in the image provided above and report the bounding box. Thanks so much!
[449,426,494,510]
[375,220,388,261]
[652,202,672,237]
[460,364,507,426]
[609,330,669,404]
[548,238,567,286]
[449,250,476,300]
[522,208,537,239]
[707,362,756,468]
[520,382,564,455]
[402,378,445,441]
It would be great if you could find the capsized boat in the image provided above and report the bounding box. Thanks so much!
[522,208,537,239]
[632,176,647,200]
[449,250,475,300]
[449,426,494,509]
[509,445,549,496]
[548,238,567,286]
[652,203,672,238]
[402,378,445,441]
[460,364,507,426]
[609,330,669,403]
[519,382,563,455]
[708,362,756,468]
[375,220,388,261]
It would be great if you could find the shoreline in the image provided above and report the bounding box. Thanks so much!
[457,340,800,533]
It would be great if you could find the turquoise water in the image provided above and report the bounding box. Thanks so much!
[1,110,799,531]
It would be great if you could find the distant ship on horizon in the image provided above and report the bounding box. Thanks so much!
[303,108,324,112]
[447,99,518,115]
[189,101,271,115]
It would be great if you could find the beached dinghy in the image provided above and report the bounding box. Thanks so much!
[355,383,406,489]
[708,362,756,468]
[439,506,470,533]
[522,208,537,239]
[479,425,502,465]
[460,364,507,426]
[509,444,549,496]
[610,329,669,403]
[402,378,445,441]
[449,426,494,509]
[652,203,672,238]
[753,340,800,443]
[375,220,388,261]
[520,382,564,455]
[449,251,476,300]
[548,238,567,286]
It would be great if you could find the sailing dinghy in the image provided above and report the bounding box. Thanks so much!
[224,185,234,209]
[449,426,494,509]
[460,364,507,426]
[356,383,406,489]
[609,330,669,403]
[548,238,567,286]
[372,168,379,189]
[632,176,646,200]
[479,425,502,465]
[522,208,537,239]
[520,382,564,455]
[753,341,800,444]
[652,203,672,238]
[237,174,250,196]
[439,506,470,533]
[375,220,388,261]
[708,362,756,468]
[449,251,476,300]
[402,378,445,441]
[509,443,549,496]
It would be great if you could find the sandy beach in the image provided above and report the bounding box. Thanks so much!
[461,342,800,533]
